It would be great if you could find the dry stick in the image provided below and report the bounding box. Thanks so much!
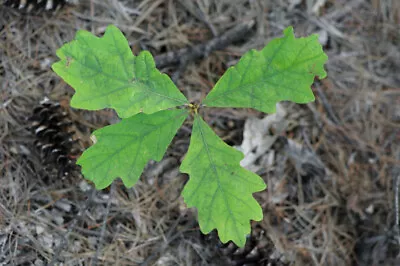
[177,0,218,36]
[139,216,198,266]
[154,20,255,81]
[395,174,399,232]
[394,151,400,245]
[315,84,341,125]
[92,182,115,266]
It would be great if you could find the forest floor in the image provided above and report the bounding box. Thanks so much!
[1,0,400,265]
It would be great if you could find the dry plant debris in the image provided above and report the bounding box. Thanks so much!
[1,0,400,265]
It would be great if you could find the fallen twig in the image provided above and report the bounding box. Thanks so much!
[154,20,255,69]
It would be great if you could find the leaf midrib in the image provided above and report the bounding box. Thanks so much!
[195,115,241,241]
[64,42,187,106]
[203,38,324,106]
[81,110,188,179]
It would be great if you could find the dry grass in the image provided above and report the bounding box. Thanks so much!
[1,0,399,265]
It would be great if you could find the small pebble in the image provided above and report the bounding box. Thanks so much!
[79,180,92,192]
[36,225,45,235]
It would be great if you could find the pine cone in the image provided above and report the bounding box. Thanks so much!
[29,98,82,180]
[3,0,71,13]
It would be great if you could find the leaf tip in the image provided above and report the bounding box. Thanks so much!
[105,24,119,31]
[50,61,59,74]
[69,94,80,109]
[138,50,156,68]
[283,26,294,36]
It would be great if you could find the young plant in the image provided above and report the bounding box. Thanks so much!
[52,25,327,247]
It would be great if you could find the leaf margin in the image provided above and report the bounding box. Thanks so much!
[77,108,189,189]
[52,24,188,118]
[202,26,328,114]
[180,114,266,247]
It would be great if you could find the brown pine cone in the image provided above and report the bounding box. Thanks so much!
[29,98,82,180]
[3,0,71,13]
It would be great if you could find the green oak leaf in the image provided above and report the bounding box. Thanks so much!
[202,26,328,113]
[78,109,188,189]
[180,114,266,247]
[52,25,188,118]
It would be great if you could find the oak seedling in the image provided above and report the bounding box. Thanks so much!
[52,25,328,247]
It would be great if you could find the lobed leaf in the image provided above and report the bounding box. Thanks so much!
[180,114,266,247]
[52,25,188,118]
[78,109,188,189]
[202,26,328,113]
